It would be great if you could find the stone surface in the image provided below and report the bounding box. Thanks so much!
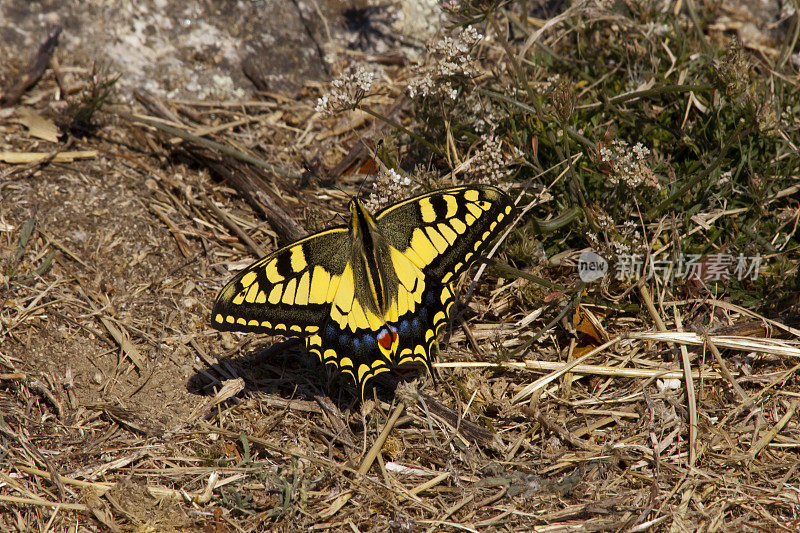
[0,0,448,100]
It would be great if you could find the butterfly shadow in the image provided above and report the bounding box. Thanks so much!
[187,338,409,411]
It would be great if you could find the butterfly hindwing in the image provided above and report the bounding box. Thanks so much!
[307,278,454,396]
[391,281,454,369]
[212,228,349,335]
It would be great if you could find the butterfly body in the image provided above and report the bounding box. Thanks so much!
[212,185,514,395]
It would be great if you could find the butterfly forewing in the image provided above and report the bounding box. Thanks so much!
[375,186,515,284]
[212,228,349,335]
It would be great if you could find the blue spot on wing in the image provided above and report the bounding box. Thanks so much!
[362,335,377,351]
[398,319,411,336]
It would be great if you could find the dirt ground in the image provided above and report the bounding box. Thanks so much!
[2,2,800,532]
[0,0,434,436]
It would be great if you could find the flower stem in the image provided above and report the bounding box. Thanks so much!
[356,105,444,157]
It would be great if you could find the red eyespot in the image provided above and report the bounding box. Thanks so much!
[377,330,391,350]
[377,326,398,350]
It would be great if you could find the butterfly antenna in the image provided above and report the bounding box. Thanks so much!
[355,172,368,200]
[323,183,351,225]
[356,137,388,201]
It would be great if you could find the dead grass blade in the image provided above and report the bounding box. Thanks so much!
[318,402,406,519]
[511,337,621,404]
[97,316,145,371]
[746,401,798,460]
[627,331,800,358]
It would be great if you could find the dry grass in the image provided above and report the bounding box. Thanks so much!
[2,3,800,532]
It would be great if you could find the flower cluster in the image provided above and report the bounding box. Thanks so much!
[598,140,659,189]
[315,64,380,116]
[466,93,500,133]
[407,26,483,100]
[364,168,413,212]
[467,135,524,185]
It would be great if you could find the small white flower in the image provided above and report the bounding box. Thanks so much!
[599,140,658,189]
[315,64,382,116]
[467,135,524,184]
[365,169,416,212]
[407,25,483,100]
